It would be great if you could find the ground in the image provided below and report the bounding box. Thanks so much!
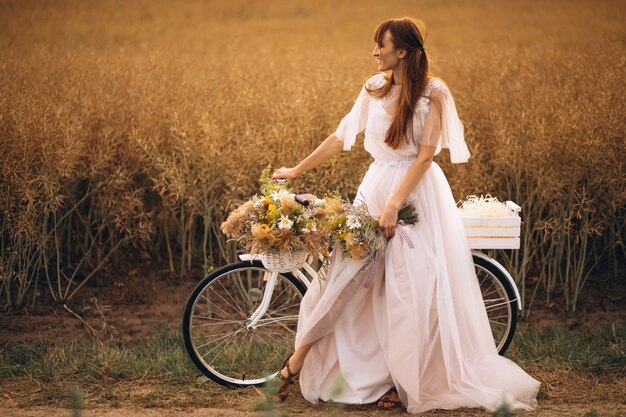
[1,266,624,416]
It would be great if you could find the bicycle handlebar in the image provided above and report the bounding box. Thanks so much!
[294,195,310,207]
[272,178,316,207]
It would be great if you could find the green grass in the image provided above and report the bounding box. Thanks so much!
[2,322,625,386]
[507,321,626,374]
[0,329,194,385]
[1,322,624,410]
[195,336,293,380]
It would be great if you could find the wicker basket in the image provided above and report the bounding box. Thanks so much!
[261,247,309,273]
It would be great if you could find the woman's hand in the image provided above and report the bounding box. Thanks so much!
[271,166,299,180]
[378,202,400,239]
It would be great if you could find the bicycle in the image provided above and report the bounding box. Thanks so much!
[182,195,523,388]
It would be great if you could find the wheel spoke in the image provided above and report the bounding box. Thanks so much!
[484,297,511,311]
[265,284,291,312]
[207,331,244,366]
[217,275,248,316]
[207,282,247,319]
[192,318,241,326]
[200,293,241,322]
[269,294,300,317]
[195,328,243,350]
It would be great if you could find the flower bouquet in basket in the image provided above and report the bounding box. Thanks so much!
[323,194,419,287]
[220,167,336,272]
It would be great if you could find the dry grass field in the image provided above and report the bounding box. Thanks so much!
[1,0,624,311]
[1,0,625,415]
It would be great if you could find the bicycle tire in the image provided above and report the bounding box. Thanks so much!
[472,255,519,355]
[182,260,307,388]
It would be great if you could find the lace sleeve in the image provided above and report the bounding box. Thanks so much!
[334,73,385,151]
[419,87,443,148]
[419,80,471,163]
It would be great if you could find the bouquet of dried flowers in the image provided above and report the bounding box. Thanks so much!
[220,166,335,258]
[322,194,419,287]
[221,166,419,280]
[324,193,419,262]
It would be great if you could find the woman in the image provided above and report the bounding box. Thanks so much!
[270,17,540,414]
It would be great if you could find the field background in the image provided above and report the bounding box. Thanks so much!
[0,0,625,415]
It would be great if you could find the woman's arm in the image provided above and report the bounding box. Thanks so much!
[273,76,376,180]
[378,145,437,238]
[378,88,444,239]
[271,133,344,179]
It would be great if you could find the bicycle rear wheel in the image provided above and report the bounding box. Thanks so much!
[473,255,519,355]
[182,260,306,387]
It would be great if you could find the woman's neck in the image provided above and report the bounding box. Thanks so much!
[392,69,403,87]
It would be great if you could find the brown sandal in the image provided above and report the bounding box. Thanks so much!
[376,387,401,408]
[273,355,300,401]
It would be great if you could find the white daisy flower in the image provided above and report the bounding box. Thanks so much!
[270,189,290,202]
[302,222,317,233]
[278,214,293,230]
[346,215,361,230]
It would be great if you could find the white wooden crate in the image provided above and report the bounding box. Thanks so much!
[459,201,521,249]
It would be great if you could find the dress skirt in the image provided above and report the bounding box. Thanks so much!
[294,159,541,414]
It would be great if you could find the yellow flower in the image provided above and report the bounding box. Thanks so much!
[266,203,280,223]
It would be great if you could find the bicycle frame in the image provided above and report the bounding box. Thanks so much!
[239,253,318,330]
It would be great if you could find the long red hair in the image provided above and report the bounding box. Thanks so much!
[366,17,430,149]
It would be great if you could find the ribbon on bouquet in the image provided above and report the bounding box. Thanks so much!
[362,220,415,288]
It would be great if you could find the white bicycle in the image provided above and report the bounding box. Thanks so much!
[182,197,523,388]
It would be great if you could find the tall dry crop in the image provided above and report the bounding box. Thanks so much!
[0,0,623,312]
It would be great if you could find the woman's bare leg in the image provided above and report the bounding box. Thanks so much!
[280,342,313,377]
[272,342,314,401]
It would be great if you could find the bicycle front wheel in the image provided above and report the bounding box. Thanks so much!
[182,260,307,387]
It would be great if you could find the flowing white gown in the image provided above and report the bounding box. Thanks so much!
[293,73,541,413]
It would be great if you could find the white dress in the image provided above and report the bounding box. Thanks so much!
[294,73,541,413]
